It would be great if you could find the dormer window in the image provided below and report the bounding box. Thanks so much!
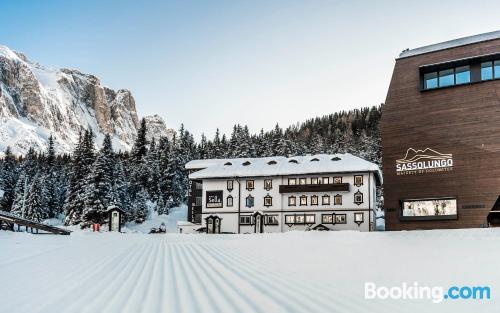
[310,158,319,162]
[289,159,298,164]
[224,162,232,166]
[242,161,251,166]
[267,160,277,165]
[331,157,341,161]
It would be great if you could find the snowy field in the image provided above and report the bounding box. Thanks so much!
[1,227,499,313]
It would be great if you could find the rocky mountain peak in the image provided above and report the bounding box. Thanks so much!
[0,44,173,156]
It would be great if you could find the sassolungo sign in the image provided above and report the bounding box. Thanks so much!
[396,148,453,175]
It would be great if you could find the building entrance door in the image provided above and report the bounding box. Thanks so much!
[254,213,264,233]
[111,212,119,231]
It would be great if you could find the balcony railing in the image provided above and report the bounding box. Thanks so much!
[279,183,349,193]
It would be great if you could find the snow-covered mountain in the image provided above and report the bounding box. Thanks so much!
[0,45,173,156]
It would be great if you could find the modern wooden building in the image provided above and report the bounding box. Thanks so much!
[382,30,500,230]
[185,154,382,234]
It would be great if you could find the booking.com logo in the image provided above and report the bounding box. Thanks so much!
[365,282,491,303]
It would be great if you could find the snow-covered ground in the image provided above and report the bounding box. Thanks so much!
[1,228,499,312]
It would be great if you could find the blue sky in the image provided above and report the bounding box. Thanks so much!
[1,0,500,138]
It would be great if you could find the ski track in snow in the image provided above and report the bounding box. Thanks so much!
[1,230,499,313]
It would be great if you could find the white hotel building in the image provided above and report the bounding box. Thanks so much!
[184,154,382,233]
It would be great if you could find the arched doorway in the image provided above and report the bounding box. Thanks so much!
[205,215,222,234]
[253,212,264,233]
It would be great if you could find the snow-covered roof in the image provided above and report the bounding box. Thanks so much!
[186,153,382,184]
[399,30,500,59]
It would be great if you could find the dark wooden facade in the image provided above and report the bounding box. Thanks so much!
[188,179,203,224]
[382,36,500,230]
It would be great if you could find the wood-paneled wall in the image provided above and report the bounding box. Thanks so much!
[382,38,500,230]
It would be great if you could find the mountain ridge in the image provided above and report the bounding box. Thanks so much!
[0,44,173,156]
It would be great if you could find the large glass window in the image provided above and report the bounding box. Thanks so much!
[482,62,493,80]
[455,66,470,85]
[495,61,500,79]
[424,72,438,89]
[438,69,454,87]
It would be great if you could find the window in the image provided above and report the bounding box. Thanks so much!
[285,215,295,224]
[322,214,333,224]
[299,178,307,185]
[354,212,364,225]
[333,177,342,184]
[438,69,454,87]
[311,195,318,206]
[305,214,315,224]
[334,194,342,205]
[299,195,307,206]
[401,198,457,220]
[267,160,277,165]
[242,161,251,166]
[264,179,272,190]
[224,162,232,166]
[289,159,299,164]
[246,180,254,191]
[311,177,318,185]
[288,196,296,206]
[266,215,279,225]
[195,197,202,206]
[246,195,254,208]
[264,195,272,207]
[288,178,297,185]
[354,175,363,187]
[455,66,470,85]
[482,62,493,80]
[227,180,234,191]
[424,72,438,89]
[227,195,233,207]
[335,214,346,224]
[295,215,305,224]
[423,66,471,89]
[322,177,330,184]
[240,215,252,225]
[495,61,500,79]
[311,158,320,162]
[322,195,330,205]
[331,157,341,161]
[354,191,363,205]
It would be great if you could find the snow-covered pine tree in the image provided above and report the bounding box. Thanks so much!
[80,136,115,226]
[133,188,148,223]
[23,174,49,222]
[64,129,95,226]
[0,147,19,212]
[11,173,27,217]
[111,160,132,220]
[131,118,148,164]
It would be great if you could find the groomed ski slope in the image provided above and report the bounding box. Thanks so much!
[1,229,499,313]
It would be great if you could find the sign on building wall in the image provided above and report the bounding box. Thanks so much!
[396,148,453,175]
[206,191,223,208]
